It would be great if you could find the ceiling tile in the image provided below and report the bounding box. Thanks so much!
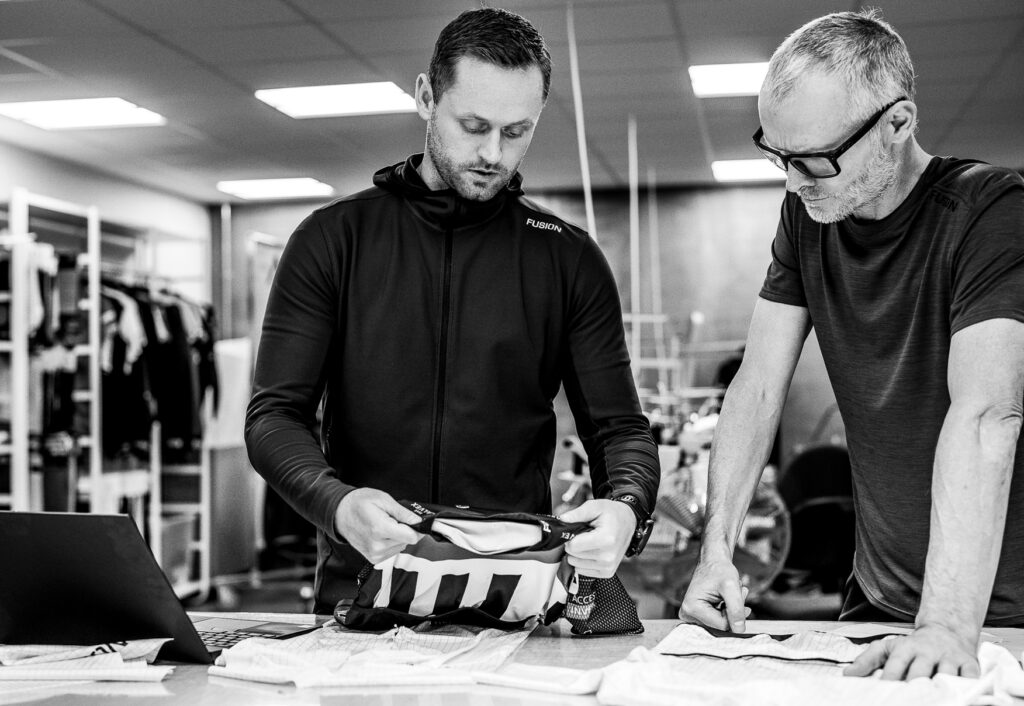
[0,0,126,40]
[220,57,384,90]
[899,18,1023,59]
[874,0,1024,25]
[573,39,683,73]
[160,25,344,64]
[671,1,846,41]
[324,15,451,57]
[88,0,305,28]
[286,0,471,22]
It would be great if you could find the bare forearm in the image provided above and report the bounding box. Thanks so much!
[918,404,1021,637]
[701,378,784,562]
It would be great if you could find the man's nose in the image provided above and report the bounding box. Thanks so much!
[478,130,501,164]
[785,165,816,193]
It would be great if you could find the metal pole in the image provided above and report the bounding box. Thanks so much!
[566,2,597,240]
[647,167,666,391]
[87,205,102,512]
[628,115,641,373]
[7,189,30,510]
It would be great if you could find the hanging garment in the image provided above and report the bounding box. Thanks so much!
[26,242,58,338]
[100,286,147,374]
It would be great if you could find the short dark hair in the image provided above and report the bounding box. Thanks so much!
[428,8,551,104]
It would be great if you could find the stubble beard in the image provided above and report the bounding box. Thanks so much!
[801,138,901,224]
[426,114,514,202]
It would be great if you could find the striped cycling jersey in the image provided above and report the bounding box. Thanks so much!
[343,502,590,631]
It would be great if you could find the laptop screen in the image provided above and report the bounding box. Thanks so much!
[0,512,211,663]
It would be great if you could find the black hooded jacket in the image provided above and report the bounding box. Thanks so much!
[245,154,659,609]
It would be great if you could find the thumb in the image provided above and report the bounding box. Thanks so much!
[558,500,601,525]
[379,497,422,526]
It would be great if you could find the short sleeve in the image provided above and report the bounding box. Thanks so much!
[759,196,808,307]
[950,181,1024,334]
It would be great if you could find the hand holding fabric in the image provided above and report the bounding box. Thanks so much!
[334,488,424,564]
[678,558,750,633]
[844,623,980,680]
[560,499,635,578]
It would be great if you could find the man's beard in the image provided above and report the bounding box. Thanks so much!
[800,137,900,224]
[426,115,515,202]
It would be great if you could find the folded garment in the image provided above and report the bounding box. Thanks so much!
[209,622,530,688]
[472,662,603,694]
[597,630,1024,706]
[654,624,871,663]
[0,639,173,683]
[0,639,168,666]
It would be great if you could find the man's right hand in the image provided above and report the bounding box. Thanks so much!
[334,488,424,564]
[678,558,750,632]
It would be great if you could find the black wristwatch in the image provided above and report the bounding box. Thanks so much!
[612,494,655,557]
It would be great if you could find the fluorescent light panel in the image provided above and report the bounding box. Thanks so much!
[0,97,165,129]
[688,62,769,97]
[711,160,786,183]
[255,82,416,119]
[217,178,335,200]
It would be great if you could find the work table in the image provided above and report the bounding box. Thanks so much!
[4,618,1023,705]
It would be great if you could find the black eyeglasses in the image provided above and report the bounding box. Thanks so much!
[752,97,906,179]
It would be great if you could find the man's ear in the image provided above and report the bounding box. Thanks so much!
[414,73,433,120]
[888,99,917,145]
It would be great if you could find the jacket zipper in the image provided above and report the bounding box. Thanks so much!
[430,222,455,503]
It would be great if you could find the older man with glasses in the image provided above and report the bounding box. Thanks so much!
[679,9,1024,682]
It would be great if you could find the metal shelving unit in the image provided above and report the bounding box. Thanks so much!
[0,230,32,510]
[5,189,103,512]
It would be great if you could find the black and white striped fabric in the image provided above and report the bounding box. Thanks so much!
[342,502,591,631]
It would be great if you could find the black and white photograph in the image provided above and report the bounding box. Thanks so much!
[0,1,1022,703]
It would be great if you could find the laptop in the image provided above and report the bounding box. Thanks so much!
[0,511,324,664]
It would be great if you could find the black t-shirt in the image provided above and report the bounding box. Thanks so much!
[761,156,1024,624]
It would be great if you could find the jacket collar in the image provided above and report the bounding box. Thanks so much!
[373,153,523,229]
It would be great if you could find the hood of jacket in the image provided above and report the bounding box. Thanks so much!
[372,153,524,230]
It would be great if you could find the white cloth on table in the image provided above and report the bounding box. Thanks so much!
[597,624,1024,706]
[471,662,603,694]
[0,639,172,683]
[209,622,531,688]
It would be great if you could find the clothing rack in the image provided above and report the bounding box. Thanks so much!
[98,260,215,600]
[3,189,213,600]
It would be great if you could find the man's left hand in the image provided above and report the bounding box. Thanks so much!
[844,623,980,680]
[559,499,636,578]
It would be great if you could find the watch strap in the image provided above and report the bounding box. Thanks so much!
[611,494,654,557]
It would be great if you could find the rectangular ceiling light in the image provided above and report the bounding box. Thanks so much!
[0,97,166,129]
[688,62,769,97]
[255,81,416,119]
[711,159,786,183]
[217,178,335,200]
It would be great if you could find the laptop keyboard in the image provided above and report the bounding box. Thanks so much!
[196,629,272,650]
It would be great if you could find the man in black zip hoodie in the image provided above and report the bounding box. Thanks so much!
[245,7,660,613]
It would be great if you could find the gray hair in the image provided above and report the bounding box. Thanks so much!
[762,9,915,126]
